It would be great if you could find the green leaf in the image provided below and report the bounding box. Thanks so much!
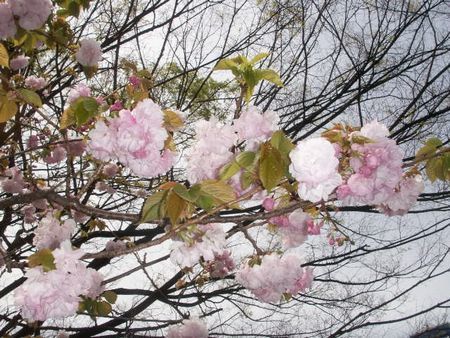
[97,301,112,316]
[173,184,197,203]
[255,69,284,87]
[17,88,43,107]
[426,158,440,182]
[163,109,184,131]
[102,291,117,304]
[140,190,168,223]
[213,59,239,71]
[236,151,256,168]
[0,43,9,68]
[425,137,442,148]
[259,142,284,191]
[165,190,187,225]
[219,161,240,181]
[250,52,269,65]
[240,170,255,190]
[60,107,76,129]
[0,96,18,123]
[270,131,294,162]
[199,180,237,207]
[68,0,81,17]
[72,97,99,126]
[28,249,56,271]
[195,194,215,211]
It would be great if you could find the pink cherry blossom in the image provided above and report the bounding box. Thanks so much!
[25,76,47,90]
[110,100,123,111]
[88,99,175,177]
[262,197,275,211]
[289,137,342,203]
[68,83,91,103]
[102,163,119,177]
[233,105,279,150]
[235,254,313,303]
[21,204,37,224]
[9,0,52,30]
[379,174,424,216]
[166,318,208,338]
[1,166,27,194]
[105,240,127,252]
[10,55,29,70]
[33,213,75,250]
[76,39,102,67]
[340,121,404,205]
[206,250,235,278]
[186,117,237,183]
[0,4,17,40]
[14,241,104,321]
[44,145,67,164]
[64,140,86,157]
[170,224,227,268]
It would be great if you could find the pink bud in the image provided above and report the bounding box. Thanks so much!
[262,197,275,211]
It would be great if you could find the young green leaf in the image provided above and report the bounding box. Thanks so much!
[17,88,43,107]
[259,142,284,191]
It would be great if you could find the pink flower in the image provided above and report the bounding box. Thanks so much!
[27,135,39,149]
[340,121,404,205]
[207,250,235,278]
[128,75,141,87]
[10,55,29,70]
[1,166,26,194]
[68,83,91,103]
[166,318,208,338]
[76,39,102,67]
[21,204,37,224]
[105,240,127,252]
[14,241,104,321]
[88,99,175,178]
[0,4,17,40]
[235,254,312,303]
[33,213,75,250]
[110,100,123,111]
[9,0,52,30]
[233,105,279,150]
[289,137,342,203]
[102,163,119,177]
[65,140,86,157]
[170,224,227,268]
[25,76,47,90]
[379,174,424,216]
[262,197,275,211]
[186,117,237,183]
[43,145,67,164]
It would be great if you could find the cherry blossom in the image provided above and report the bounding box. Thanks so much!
[166,318,208,338]
[33,213,76,250]
[170,224,227,268]
[102,163,119,177]
[339,121,404,205]
[289,137,342,202]
[235,254,313,303]
[25,75,47,90]
[9,0,52,30]
[206,250,235,278]
[43,145,67,164]
[379,174,424,216]
[67,83,92,103]
[0,3,17,40]
[76,39,102,67]
[14,241,104,321]
[10,55,29,70]
[88,99,175,177]
[185,117,237,183]
[1,166,27,194]
[233,105,279,150]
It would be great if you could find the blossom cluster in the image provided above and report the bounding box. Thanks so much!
[75,39,102,67]
[170,224,227,268]
[0,166,27,194]
[33,213,75,250]
[235,254,313,303]
[14,241,104,321]
[287,121,423,215]
[186,105,278,183]
[0,0,52,40]
[88,99,175,177]
[165,318,208,338]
